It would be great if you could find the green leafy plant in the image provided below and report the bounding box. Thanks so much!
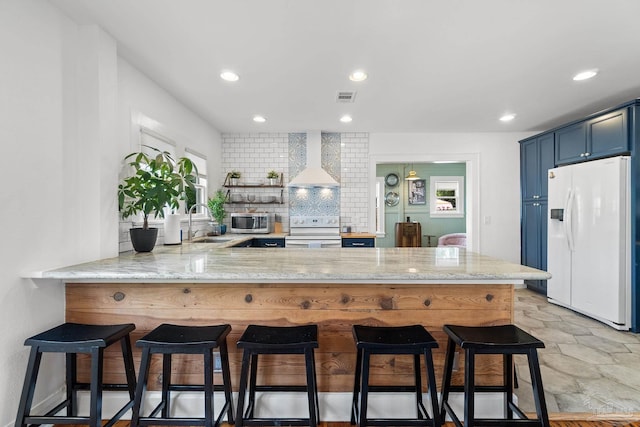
[118,146,198,229]
[207,190,227,224]
[267,170,279,179]
[230,170,241,179]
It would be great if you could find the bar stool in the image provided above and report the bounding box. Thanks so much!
[236,324,319,427]
[15,322,137,427]
[131,323,234,427]
[350,324,440,427]
[440,324,550,427]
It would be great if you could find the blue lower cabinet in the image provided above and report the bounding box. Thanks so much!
[342,237,375,248]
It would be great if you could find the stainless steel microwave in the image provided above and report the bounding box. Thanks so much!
[230,212,275,234]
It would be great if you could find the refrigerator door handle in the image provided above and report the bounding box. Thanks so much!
[565,189,575,251]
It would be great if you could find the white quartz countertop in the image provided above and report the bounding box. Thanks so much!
[33,242,551,284]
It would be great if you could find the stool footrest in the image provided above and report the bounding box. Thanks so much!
[254,384,309,392]
[167,383,230,392]
[363,419,435,427]
[240,418,313,426]
[364,385,421,392]
[445,385,511,393]
[467,421,543,427]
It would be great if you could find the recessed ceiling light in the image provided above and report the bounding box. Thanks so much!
[573,69,598,81]
[340,115,353,123]
[499,113,516,122]
[253,115,266,123]
[220,71,239,82]
[349,70,368,82]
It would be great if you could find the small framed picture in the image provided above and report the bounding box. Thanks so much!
[408,179,426,205]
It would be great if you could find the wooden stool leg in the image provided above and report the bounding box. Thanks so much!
[351,347,363,425]
[413,354,423,419]
[359,350,371,427]
[424,349,441,427]
[131,347,151,427]
[219,340,235,424]
[504,353,513,420]
[305,348,318,427]
[463,349,475,427]
[204,349,214,427]
[14,347,42,427]
[439,337,456,418]
[162,353,171,418]
[528,349,550,427]
[235,350,251,427]
[88,347,104,427]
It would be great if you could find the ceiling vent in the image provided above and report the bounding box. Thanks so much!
[336,91,357,103]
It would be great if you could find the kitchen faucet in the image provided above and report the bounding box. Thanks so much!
[188,203,212,241]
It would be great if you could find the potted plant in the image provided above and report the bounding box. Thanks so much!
[229,171,241,186]
[118,147,198,252]
[207,190,227,234]
[266,170,280,186]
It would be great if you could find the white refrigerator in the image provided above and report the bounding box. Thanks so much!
[547,156,631,330]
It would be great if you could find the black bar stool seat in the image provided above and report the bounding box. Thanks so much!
[15,322,137,427]
[131,323,234,427]
[440,324,550,427]
[350,324,440,427]
[236,324,319,427]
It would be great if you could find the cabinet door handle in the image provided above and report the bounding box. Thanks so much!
[264,242,279,247]
[584,152,591,157]
[351,242,366,246]
[580,153,585,157]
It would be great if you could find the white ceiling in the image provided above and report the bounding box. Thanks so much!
[50,0,640,134]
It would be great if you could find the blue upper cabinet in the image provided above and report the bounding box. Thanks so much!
[521,133,555,201]
[555,108,629,165]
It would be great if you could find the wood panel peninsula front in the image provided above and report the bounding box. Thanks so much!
[38,244,549,394]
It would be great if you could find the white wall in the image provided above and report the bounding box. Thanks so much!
[0,1,223,425]
[369,132,536,262]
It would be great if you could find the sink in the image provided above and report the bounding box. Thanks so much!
[191,237,234,244]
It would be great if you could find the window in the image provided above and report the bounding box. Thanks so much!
[430,176,464,218]
[185,148,208,215]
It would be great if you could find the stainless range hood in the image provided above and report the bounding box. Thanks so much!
[287,131,340,187]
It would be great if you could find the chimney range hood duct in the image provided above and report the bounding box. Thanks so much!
[287,131,340,187]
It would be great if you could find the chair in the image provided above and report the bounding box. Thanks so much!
[439,324,550,427]
[395,222,422,247]
[131,323,234,427]
[437,233,466,248]
[236,324,319,427]
[351,324,440,427]
[15,322,137,427]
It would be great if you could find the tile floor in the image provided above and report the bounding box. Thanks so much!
[513,288,640,416]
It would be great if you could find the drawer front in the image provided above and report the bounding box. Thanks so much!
[252,238,285,248]
[342,238,375,248]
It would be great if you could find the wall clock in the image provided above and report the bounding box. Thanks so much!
[385,173,399,187]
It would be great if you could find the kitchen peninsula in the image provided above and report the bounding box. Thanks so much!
[35,244,549,407]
